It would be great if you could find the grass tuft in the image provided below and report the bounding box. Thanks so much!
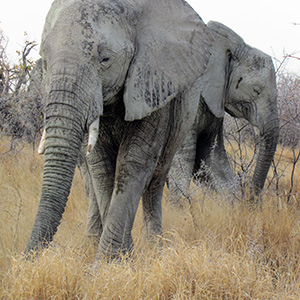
[1,138,300,299]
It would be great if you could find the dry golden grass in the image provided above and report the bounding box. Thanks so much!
[1,138,300,299]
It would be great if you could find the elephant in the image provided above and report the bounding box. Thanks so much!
[168,21,279,206]
[25,0,213,259]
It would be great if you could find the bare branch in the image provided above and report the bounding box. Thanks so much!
[284,54,300,61]
[287,148,300,203]
[14,40,37,94]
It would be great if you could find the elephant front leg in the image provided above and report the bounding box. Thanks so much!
[78,135,117,241]
[96,118,166,259]
[96,160,157,259]
[85,139,117,238]
[203,124,235,192]
[77,142,103,241]
[86,193,102,242]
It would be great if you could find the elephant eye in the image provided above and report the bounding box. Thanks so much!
[99,55,113,69]
[236,77,243,89]
[99,56,113,69]
[98,45,114,66]
[101,57,110,63]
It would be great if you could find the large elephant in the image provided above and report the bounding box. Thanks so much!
[25,0,213,259]
[168,21,279,205]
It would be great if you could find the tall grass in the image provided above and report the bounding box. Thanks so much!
[1,138,300,299]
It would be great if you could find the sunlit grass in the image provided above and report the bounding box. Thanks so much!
[1,137,300,299]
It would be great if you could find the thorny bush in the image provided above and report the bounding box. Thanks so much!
[0,28,44,148]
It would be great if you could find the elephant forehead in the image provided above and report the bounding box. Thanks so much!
[41,4,83,53]
[46,0,137,31]
[243,49,274,73]
[232,51,275,87]
[96,20,134,52]
[42,0,135,56]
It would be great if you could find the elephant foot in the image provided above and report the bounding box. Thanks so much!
[142,219,163,242]
[94,241,135,264]
[83,234,101,249]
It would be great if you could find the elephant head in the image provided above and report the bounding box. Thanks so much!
[25,0,212,254]
[201,21,279,200]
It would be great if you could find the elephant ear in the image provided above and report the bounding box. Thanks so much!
[200,21,244,118]
[123,0,213,121]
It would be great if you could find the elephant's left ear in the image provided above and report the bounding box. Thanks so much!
[123,0,213,121]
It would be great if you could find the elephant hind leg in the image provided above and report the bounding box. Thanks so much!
[142,175,165,241]
[168,124,198,207]
[142,125,196,240]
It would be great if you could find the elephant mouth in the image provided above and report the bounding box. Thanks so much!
[225,98,256,121]
[102,87,120,105]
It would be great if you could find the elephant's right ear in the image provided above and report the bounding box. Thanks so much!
[123,0,213,121]
[201,21,244,118]
[199,43,228,118]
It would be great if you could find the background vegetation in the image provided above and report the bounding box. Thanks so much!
[1,27,300,299]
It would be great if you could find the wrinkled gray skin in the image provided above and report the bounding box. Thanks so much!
[168,21,279,206]
[25,0,213,259]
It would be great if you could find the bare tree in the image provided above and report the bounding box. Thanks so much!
[0,28,43,149]
[14,40,37,94]
[277,73,300,148]
[0,28,10,96]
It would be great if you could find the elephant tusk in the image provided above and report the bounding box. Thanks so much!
[38,130,46,155]
[87,117,99,156]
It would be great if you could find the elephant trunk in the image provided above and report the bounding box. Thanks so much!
[250,114,279,203]
[25,78,91,252]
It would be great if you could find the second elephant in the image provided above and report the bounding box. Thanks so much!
[168,21,279,205]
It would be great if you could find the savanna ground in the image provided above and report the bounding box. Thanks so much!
[1,137,300,299]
